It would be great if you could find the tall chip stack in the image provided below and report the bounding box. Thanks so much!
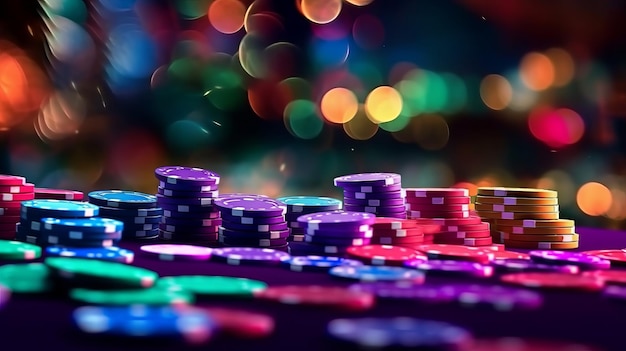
[154,166,221,246]
[0,175,35,240]
[474,187,578,250]
[88,190,161,242]
[334,173,406,219]
[214,196,289,252]
[277,196,343,243]
[288,211,376,257]
[404,188,494,248]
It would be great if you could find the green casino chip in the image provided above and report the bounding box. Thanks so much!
[70,287,194,305]
[44,257,159,289]
[0,263,52,293]
[0,240,42,260]
[157,275,267,297]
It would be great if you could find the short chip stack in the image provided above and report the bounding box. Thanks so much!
[289,211,375,257]
[369,217,427,248]
[155,166,221,246]
[88,190,161,241]
[474,187,578,249]
[215,196,289,252]
[335,173,406,219]
[0,175,35,240]
[277,196,343,243]
[15,199,117,248]
[34,188,84,201]
[405,188,494,247]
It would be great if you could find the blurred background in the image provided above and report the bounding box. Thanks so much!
[0,0,625,227]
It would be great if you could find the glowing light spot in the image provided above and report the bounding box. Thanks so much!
[345,0,374,5]
[311,37,349,67]
[364,86,402,123]
[607,188,626,220]
[536,170,575,206]
[175,0,212,20]
[480,74,512,110]
[208,0,246,34]
[344,105,378,140]
[577,182,612,216]
[379,113,410,133]
[519,52,555,91]
[238,32,268,78]
[453,182,477,196]
[545,48,575,87]
[283,99,323,139]
[410,114,450,150]
[320,87,358,124]
[301,0,342,24]
[528,107,585,148]
[248,80,280,120]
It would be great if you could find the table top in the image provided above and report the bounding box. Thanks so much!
[0,226,624,351]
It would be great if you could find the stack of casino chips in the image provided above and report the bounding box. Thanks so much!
[334,173,406,219]
[15,199,122,248]
[277,196,343,242]
[88,190,161,241]
[214,196,289,252]
[0,175,35,240]
[368,217,428,248]
[474,187,578,250]
[34,188,84,201]
[154,166,221,245]
[289,211,376,257]
[405,188,494,247]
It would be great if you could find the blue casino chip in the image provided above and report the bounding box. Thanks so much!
[40,217,124,234]
[276,196,343,213]
[46,246,134,264]
[72,305,215,341]
[327,317,472,350]
[88,190,157,209]
[329,265,425,282]
[21,200,99,219]
[280,255,363,272]
[98,206,164,218]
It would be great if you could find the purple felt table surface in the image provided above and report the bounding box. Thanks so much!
[0,227,624,351]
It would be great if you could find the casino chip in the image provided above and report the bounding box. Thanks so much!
[0,175,26,186]
[0,240,41,260]
[448,284,543,311]
[45,246,135,264]
[349,281,459,303]
[280,255,363,272]
[140,244,212,261]
[155,166,220,186]
[0,263,51,293]
[0,283,8,308]
[529,250,610,270]
[72,305,215,342]
[202,307,274,338]
[405,259,494,278]
[88,190,157,209]
[327,317,472,350]
[70,287,194,305]
[210,247,289,266]
[34,187,84,200]
[500,272,605,291]
[21,200,99,218]
[335,173,405,219]
[415,244,495,264]
[157,275,267,297]
[582,249,626,267]
[490,258,579,274]
[254,285,374,310]
[346,245,424,266]
[329,265,425,282]
[45,257,158,289]
[467,337,602,351]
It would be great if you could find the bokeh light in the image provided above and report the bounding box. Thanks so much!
[320,87,358,124]
[536,170,576,206]
[208,0,246,34]
[344,105,378,140]
[519,52,555,91]
[345,0,374,6]
[577,182,612,216]
[300,0,342,24]
[283,99,324,139]
[480,74,512,110]
[545,48,575,87]
[528,107,585,148]
[409,114,450,150]
[364,86,402,123]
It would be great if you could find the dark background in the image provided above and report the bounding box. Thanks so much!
[1,0,626,227]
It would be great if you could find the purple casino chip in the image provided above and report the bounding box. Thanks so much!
[343,198,406,207]
[213,197,287,218]
[156,194,216,207]
[158,181,219,192]
[348,281,459,303]
[163,209,220,219]
[159,230,218,243]
[221,212,285,225]
[218,226,291,240]
[221,220,288,232]
[405,259,494,278]
[305,227,373,238]
[139,244,213,261]
[344,189,406,200]
[334,173,402,188]
[217,193,269,199]
[343,204,406,213]
[529,250,611,270]
[603,285,626,301]
[288,241,351,256]
[490,258,580,274]
[161,216,222,227]
[297,211,376,231]
[158,202,217,213]
[304,234,370,247]
[210,247,290,266]
[158,223,219,234]
[218,235,288,248]
[448,284,543,311]
[155,166,220,185]
[341,184,404,194]
[157,186,219,198]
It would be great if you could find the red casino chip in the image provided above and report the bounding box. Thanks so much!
[404,187,469,197]
[434,230,491,239]
[468,337,601,351]
[413,216,482,226]
[34,188,84,200]
[371,235,425,246]
[434,237,493,247]
[372,227,424,238]
[403,196,470,205]
[372,217,420,230]
[202,307,274,338]
[440,222,490,232]
[346,245,424,266]
[253,285,374,310]
[0,183,34,194]
[500,272,605,291]
[491,250,530,260]
[583,270,626,285]
[415,244,494,264]
[408,210,471,219]
[405,203,470,212]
